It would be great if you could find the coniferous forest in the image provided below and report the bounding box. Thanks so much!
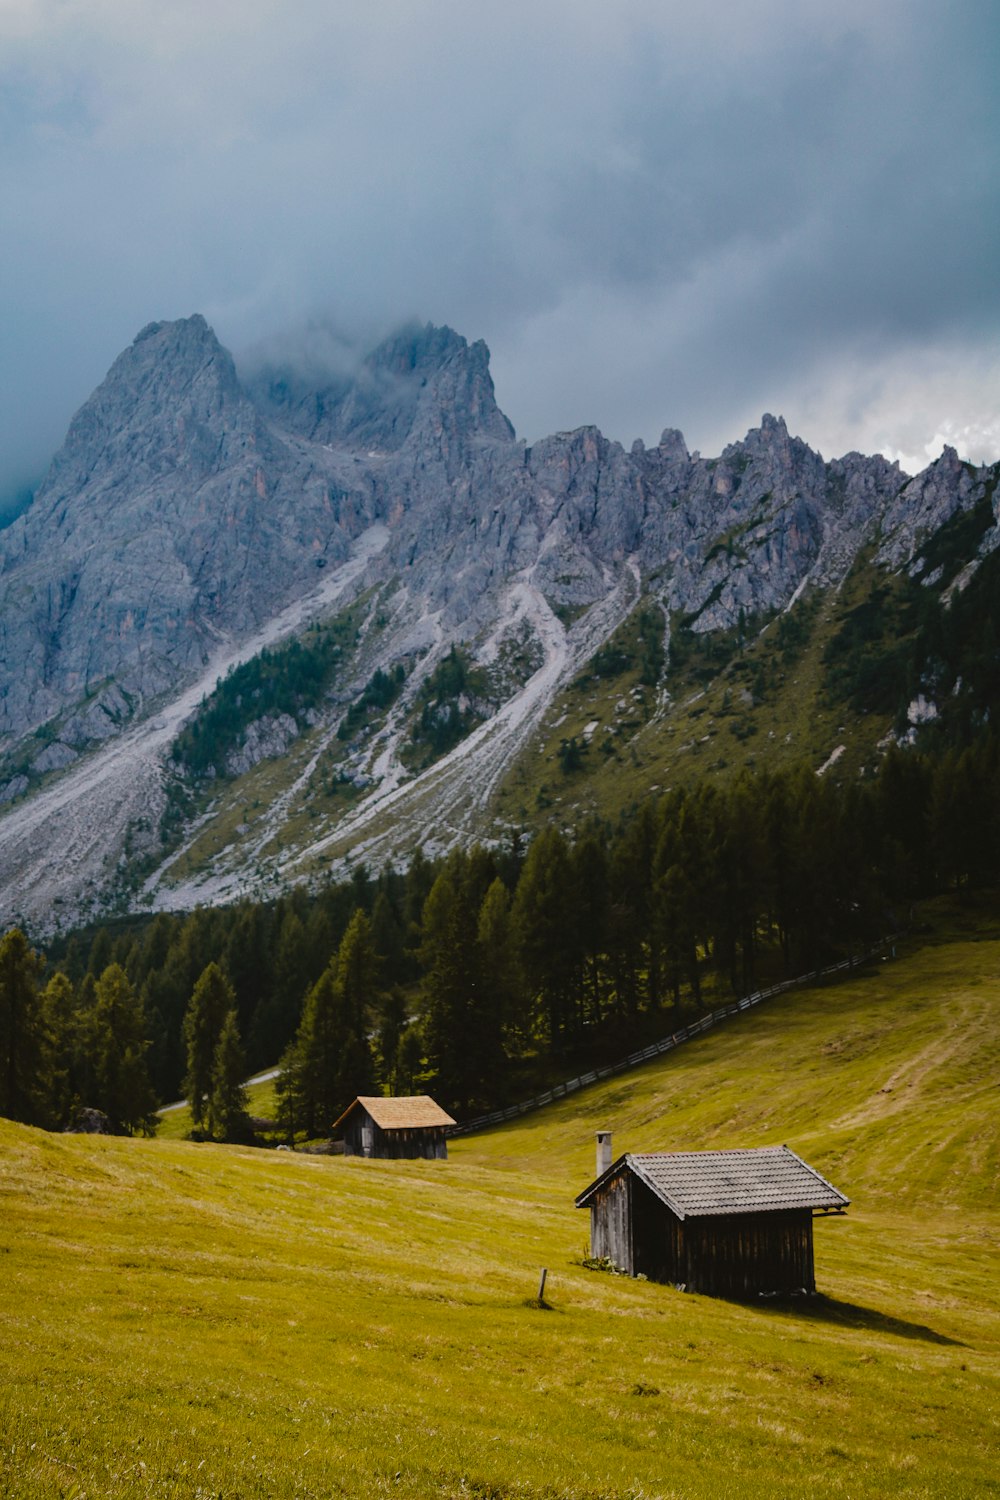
[2,731,999,1143]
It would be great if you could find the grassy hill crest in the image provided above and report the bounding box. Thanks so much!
[1,923,998,1497]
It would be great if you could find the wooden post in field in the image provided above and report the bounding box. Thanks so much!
[537,1268,547,1302]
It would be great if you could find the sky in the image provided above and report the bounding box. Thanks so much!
[2,0,998,514]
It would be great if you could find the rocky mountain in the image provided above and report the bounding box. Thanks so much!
[0,314,997,932]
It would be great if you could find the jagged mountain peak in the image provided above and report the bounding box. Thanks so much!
[250,317,514,452]
[133,311,215,347]
[32,312,249,512]
[657,428,690,460]
[364,319,472,375]
[114,312,240,402]
[759,411,787,435]
[732,413,799,459]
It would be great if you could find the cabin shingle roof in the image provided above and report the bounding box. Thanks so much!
[576,1146,848,1218]
[333,1095,456,1132]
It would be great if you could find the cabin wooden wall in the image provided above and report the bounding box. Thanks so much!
[630,1177,683,1284]
[342,1109,448,1160]
[680,1210,815,1297]
[589,1172,816,1295]
[589,1173,634,1273]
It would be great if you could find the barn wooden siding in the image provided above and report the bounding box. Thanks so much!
[589,1173,635,1273]
[342,1107,448,1160]
[590,1175,816,1296]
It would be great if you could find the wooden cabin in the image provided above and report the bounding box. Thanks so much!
[576,1142,848,1297]
[333,1095,456,1160]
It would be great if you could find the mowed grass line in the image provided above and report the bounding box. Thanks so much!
[1,939,998,1498]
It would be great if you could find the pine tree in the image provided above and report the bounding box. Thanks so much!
[607,804,656,1014]
[291,909,378,1137]
[295,967,346,1136]
[395,1022,425,1094]
[714,773,766,994]
[42,971,78,1126]
[0,928,49,1126]
[335,908,380,1036]
[511,827,577,1047]
[375,988,408,1092]
[206,1010,250,1143]
[275,1037,307,1144]
[143,909,220,1102]
[570,835,609,1028]
[476,878,522,1055]
[420,870,480,1109]
[371,889,407,987]
[223,902,273,1063]
[251,907,309,1067]
[182,962,236,1135]
[403,846,435,949]
[89,964,158,1135]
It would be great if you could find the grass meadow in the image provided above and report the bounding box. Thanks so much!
[1,927,997,1498]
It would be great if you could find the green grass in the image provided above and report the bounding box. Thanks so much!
[491,573,899,833]
[1,935,998,1497]
[156,1076,279,1142]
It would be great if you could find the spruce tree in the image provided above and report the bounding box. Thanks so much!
[0,928,48,1126]
[376,987,408,1092]
[510,827,577,1047]
[206,1010,250,1143]
[476,878,520,1059]
[395,1022,425,1094]
[570,836,609,1028]
[275,1037,307,1144]
[42,971,77,1126]
[292,909,378,1137]
[89,964,158,1135]
[182,962,235,1135]
[251,908,309,1066]
[295,967,345,1137]
[371,889,407,986]
[420,871,475,1109]
[335,908,379,1037]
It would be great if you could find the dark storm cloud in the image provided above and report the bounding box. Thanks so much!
[1,0,997,504]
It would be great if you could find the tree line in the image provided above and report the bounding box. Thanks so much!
[3,735,1000,1139]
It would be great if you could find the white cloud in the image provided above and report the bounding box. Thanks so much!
[803,345,1000,473]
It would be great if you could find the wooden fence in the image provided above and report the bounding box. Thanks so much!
[447,945,891,1138]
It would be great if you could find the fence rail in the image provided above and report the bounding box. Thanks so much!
[447,945,888,1139]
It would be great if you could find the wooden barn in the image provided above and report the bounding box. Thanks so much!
[576,1138,848,1297]
[333,1095,456,1160]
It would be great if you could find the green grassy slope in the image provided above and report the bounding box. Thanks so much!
[1,936,997,1499]
[493,502,1000,835]
[491,576,893,833]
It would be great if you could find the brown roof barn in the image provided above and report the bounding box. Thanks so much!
[333,1095,456,1160]
[576,1139,848,1297]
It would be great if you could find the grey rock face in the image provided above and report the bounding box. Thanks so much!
[2,310,995,788]
[0,774,28,805]
[0,316,370,748]
[876,446,990,567]
[250,321,514,456]
[225,712,300,777]
[32,741,77,774]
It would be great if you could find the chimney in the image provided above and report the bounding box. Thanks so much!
[596,1130,612,1178]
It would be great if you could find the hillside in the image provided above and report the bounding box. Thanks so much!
[1,932,997,1498]
[0,314,997,933]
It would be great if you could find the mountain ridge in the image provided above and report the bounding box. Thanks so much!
[1,314,997,931]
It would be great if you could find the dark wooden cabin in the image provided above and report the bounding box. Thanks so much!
[576,1145,848,1297]
[333,1095,456,1160]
